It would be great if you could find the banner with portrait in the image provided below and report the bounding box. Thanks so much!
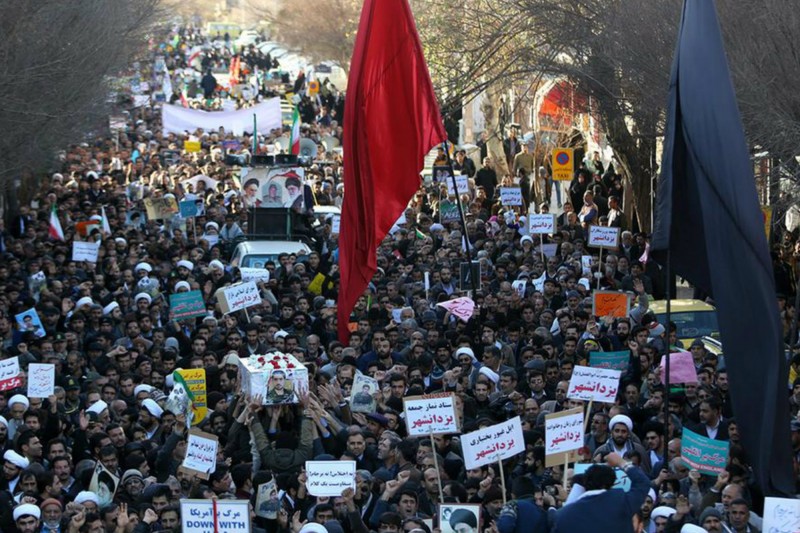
[241,167,306,210]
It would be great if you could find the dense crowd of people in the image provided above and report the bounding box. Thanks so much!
[0,19,796,533]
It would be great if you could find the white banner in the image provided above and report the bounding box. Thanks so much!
[529,214,557,235]
[545,407,584,458]
[404,394,459,436]
[567,365,621,402]
[499,187,523,206]
[587,225,620,248]
[239,268,270,284]
[72,241,100,263]
[216,282,261,314]
[162,99,282,136]
[305,460,356,497]
[446,175,469,196]
[461,417,525,470]
[181,500,250,533]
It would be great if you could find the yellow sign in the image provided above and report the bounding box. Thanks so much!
[184,140,201,153]
[761,206,772,241]
[307,273,326,295]
[552,148,574,181]
[308,81,320,96]
[176,369,207,426]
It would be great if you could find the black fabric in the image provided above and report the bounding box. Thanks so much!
[651,0,793,496]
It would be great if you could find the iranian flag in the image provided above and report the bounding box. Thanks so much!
[49,205,64,241]
[290,107,300,155]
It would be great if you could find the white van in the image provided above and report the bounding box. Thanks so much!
[230,240,311,268]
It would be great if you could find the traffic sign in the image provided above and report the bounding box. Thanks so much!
[552,148,574,181]
[308,81,320,96]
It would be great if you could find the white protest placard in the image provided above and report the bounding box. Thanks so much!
[446,174,469,196]
[436,297,475,322]
[181,499,250,533]
[215,281,261,314]
[499,187,523,206]
[403,393,459,436]
[587,225,620,248]
[535,243,558,258]
[331,215,341,235]
[182,429,218,478]
[545,407,584,467]
[72,241,100,263]
[0,357,21,391]
[511,280,527,298]
[27,363,55,398]
[305,460,356,497]
[532,272,547,292]
[239,268,270,284]
[461,416,525,470]
[763,497,800,533]
[581,255,593,275]
[567,365,621,402]
[529,214,557,235]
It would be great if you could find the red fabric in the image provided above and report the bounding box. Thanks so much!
[337,0,446,342]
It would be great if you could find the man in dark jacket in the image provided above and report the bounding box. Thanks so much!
[552,452,649,533]
[201,70,217,99]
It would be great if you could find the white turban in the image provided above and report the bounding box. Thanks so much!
[103,302,119,316]
[205,221,219,231]
[177,260,194,271]
[86,400,108,415]
[8,395,29,410]
[175,281,191,291]
[134,384,153,397]
[680,525,706,533]
[142,398,163,419]
[135,293,152,304]
[299,524,328,533]
[4,450,29,469]
[75,491,100,506]
[651,506,677,521]
[209,259,224,271]
[13,504,40,521]
[609,414,633,433]
[0,416,9,428]
[114,237,127,246]
[76,297,94,309]
[135,262,152,273]
[455,347,477,362]
[478,366,499,384]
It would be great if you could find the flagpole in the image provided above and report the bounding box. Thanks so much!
[252,114,257,155]
[664,249,672,437]
[443,142,478,296]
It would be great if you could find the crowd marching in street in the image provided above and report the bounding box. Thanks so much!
[0,15,797,533]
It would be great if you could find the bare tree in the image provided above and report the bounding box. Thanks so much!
[0,0,160,215]
[251,0,362,73]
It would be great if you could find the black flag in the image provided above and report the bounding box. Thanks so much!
[651,0,793,495]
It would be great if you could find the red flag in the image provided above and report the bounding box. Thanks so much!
[337,0,446,342]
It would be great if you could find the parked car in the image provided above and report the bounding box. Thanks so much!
[230,240,311,268]
[649,299,719,347]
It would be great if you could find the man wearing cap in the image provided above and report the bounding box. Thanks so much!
[593,413,651,474]
[7,394,29,440]
[13,503,40,533]
[140,398,164,442]
[4,449,29,492]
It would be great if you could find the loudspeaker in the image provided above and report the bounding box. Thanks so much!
[275,154,299,165]
[251,154,273,166]
[246,208,292,239]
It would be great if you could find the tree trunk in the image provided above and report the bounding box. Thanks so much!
[480,84,510,177]
[581,57,654,232]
